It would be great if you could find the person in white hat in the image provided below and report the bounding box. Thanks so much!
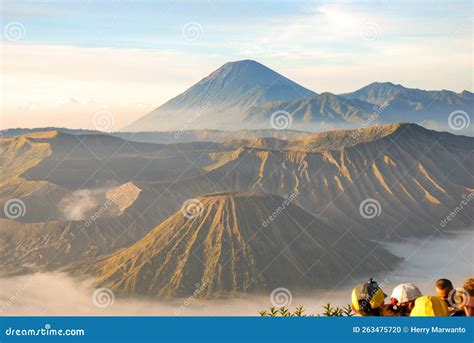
[389,283,422,316]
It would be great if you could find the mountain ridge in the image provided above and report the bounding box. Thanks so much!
[1,123,472,281]
[341,81,470,105]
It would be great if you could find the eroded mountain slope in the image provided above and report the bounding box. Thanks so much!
[75,193,399,298]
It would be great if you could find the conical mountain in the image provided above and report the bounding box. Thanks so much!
[77,193,398,298]
[124,60,316,131]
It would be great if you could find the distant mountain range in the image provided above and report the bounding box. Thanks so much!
[1,124,472,297]
[0,127,310,144]
[124,60,473,132]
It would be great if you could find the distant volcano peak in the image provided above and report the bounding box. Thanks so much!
[124,60,316,131]
[196,59,315,93]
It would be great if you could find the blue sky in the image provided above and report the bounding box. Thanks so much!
[2,1,470,50]
[1,0,472,129]
[2,1,303,47]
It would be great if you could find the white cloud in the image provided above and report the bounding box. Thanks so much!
[0,272,351,316]
[234,2,472,93]
[1,43,224,129]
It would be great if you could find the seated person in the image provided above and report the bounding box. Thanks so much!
[459,278,474,316]
[435,278,464,316]
[389,283,422,316]
[351,278,386,316]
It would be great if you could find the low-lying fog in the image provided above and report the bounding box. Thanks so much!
[1,230,471,316]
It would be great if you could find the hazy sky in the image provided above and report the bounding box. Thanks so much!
[1,0,472,130]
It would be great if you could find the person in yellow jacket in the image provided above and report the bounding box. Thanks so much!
[410,295,449,316]
[351,278,387,316]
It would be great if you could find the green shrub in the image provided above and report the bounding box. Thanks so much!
[259,303,354,317]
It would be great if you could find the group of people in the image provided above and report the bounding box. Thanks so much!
[351,277,474,316]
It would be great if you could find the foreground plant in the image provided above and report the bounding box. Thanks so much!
[259,304,354,317]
